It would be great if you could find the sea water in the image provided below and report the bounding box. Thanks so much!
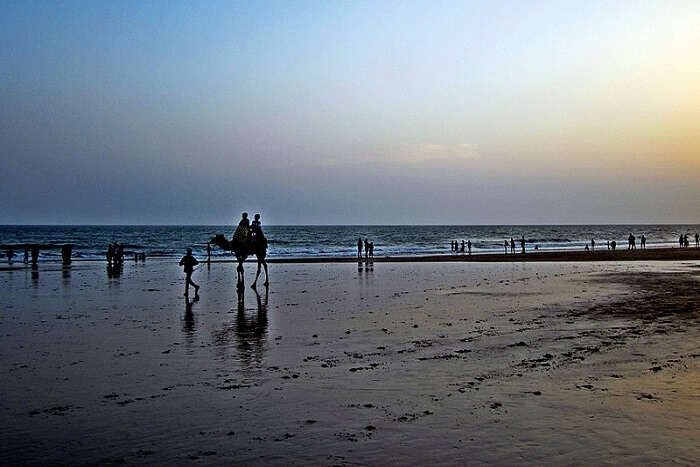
[1,224,698,262]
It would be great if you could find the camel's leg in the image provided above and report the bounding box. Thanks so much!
[262,260,269,286]
[237,261,244,287]
[252,261,262,289]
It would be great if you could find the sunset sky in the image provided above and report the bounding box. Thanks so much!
[1,0,699,224]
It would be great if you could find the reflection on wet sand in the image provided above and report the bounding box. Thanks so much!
[183,296,198,337]
[62,265,71,286]
[212,286,269,371]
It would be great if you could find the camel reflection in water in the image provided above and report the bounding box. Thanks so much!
[212,286,269,371]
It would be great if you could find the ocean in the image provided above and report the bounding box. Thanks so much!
[0,224,698,262]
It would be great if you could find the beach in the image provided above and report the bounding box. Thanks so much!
[1,255,699,465]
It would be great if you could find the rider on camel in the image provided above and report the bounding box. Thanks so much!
[251,213,263,238]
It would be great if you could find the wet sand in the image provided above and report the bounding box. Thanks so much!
[1,259,699,464]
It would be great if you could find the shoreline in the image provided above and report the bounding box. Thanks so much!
[3,246,699,268]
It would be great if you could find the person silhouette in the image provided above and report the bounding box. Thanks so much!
[520,235,525,254]
[504,240,508,254]
[234,212,250,245]
[369,241,374,259]
[107,244,114,265]
[467,240,472,255]
[460,240,465,253]
[251,213,263,237]
[640,234,646,249]
[179,248,200,297]
[357,237,363,259]
[695,233,699,248]
[364,239,369,260]
[510,237,515,254]
[591,238,595,252]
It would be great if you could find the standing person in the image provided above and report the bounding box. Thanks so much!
[369,242,374,259]
[679,235,684,248]
[628,234,634,250]
[6,249,14,265]
[179,248,200,297]
[467,240,472,255]
[641,234,646,249]
[106,244,114,266]
[607,240,610,250]
[591,239,595,251]
[504,240,508,254]
[117,243,124,264]
[510,237,515,254]
[30,245,39,265]
[695,233,699,248]
[357,237,363,259]
[23,246,29,264]
[364,239,369,260]
[207,242,211,264]
[684,234,689,248]
[520,235,526,254]
[460,240,465,253]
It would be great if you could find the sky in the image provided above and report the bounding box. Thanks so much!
[1,0,699,225]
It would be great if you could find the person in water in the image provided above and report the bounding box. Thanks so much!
[179,248,200,297]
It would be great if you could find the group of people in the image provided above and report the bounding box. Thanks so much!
[451,240,473,254]
[179,212,268,297]
[4,245,59,266]
[106,242,125,266]
[503,236,527,254]
[234,212,265,246]
[357,238,374,260]
[679,233,698,248]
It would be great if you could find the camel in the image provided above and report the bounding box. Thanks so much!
[210,232,268,288]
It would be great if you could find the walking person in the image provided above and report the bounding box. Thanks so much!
[179,248,200,297]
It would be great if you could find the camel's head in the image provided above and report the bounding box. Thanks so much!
[210,234,232,250]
